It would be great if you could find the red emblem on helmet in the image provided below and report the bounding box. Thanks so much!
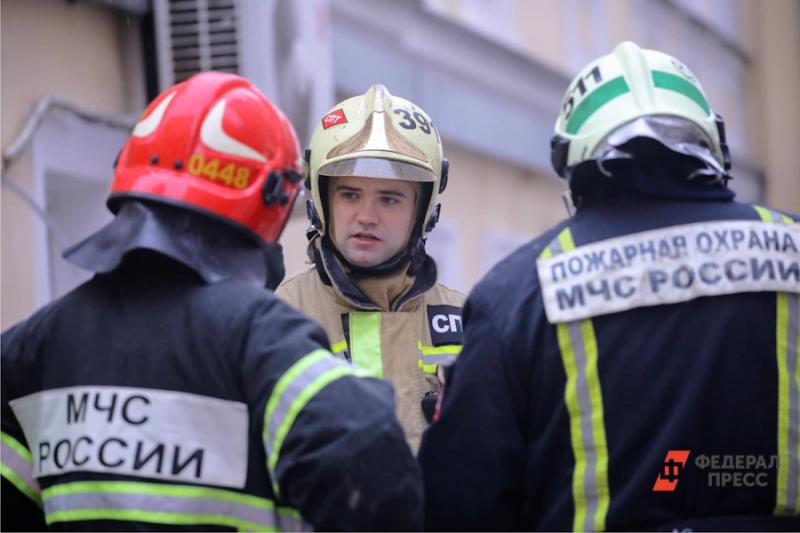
[322,109,347,129]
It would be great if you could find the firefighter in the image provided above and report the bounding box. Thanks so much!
[277,85,465,453]
[419,41,800,531]
[1,72,422,532]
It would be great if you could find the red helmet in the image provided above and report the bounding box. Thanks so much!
[110,71,302,244]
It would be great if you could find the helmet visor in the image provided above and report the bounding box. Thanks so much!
[593,116,723,173]
[318,157,436,182]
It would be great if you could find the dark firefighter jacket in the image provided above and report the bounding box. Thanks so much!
[1,201,422,532]
[419,167,800,532]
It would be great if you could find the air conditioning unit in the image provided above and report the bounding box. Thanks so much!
[153,0,240,89]
[152,0,334,146]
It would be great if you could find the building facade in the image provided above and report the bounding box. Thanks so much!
[2,0,798,329]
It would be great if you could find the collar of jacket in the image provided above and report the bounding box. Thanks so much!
[569,153,735,209]
[308,235,438,311]
[63,200,286,289]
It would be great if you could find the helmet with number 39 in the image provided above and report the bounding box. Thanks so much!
[111,71,302,244]
[305,84,448,239]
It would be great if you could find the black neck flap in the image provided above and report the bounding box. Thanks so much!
[64,200,286,290]
[568,141,735,210]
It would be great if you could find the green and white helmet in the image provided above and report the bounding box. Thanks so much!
[305,84,447,238]
[551,41,731,179]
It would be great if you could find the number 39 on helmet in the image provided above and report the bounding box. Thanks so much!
[110,71,303,244]
[305,84,449,240]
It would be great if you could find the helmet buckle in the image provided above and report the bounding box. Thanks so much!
[425,203,441,233]
[262,171,289,206]
[439,159,449,194]
[306,199,322,231]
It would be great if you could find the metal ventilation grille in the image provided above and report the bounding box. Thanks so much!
[155,0,240,88]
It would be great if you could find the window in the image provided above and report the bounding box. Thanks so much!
[30,113,128,303]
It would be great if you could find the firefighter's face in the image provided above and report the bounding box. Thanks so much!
[329,175,418,267]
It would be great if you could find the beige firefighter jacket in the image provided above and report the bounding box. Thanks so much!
[276,239,465,453]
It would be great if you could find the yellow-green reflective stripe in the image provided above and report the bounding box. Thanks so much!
[265,349,340,483]
[754,205,776,222]
[45,508,272,532]
[0,432,41,507]
[775,291,800,516]
[754,204,795,225]
[1,431,33,463]
[350,312,383,378]
[755,206,800,515]
[547,228,610,532]
[331,340,348,354]
[557,321,588,529]
[419,343,462,356]
[418,342,461,369]
[417,360,437,374]
[265,349,362,496]
[42,481,274,510]
[794,294,800,515]
[581,318,610,531]
[558,226,575,251]
[268,366,355,496]
[41,484,305,531]
[1,464,42,508]
[265,350,331,457]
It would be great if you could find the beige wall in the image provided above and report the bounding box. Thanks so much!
[516,1,569,75]
[1,0,136,329]
[280,209,317,282]
[757,0,800,212]
[3,0,797,330]
[433,0,800,214]
[440,142,566,289]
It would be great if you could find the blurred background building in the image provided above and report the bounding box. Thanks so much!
[2,0,799,329]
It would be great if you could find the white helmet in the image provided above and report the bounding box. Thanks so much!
[305,84,448,239]
[551,41,731,180]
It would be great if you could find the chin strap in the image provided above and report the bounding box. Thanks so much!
[323,235,413,279]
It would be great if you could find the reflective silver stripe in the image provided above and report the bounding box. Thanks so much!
[44,492,293,530]
[566,320,600,532]
[546,230,610,531]
[782,292,800,514]
[766,207,787,223]
[419,352,459,366]
[264,350,367,497]
[264,354,350,462]
[549,234,564,255]
[756,205,800,515]
[42,488,309,531]
[755,205,794,224]
[0,437,40,504]
[765,208,780,222]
